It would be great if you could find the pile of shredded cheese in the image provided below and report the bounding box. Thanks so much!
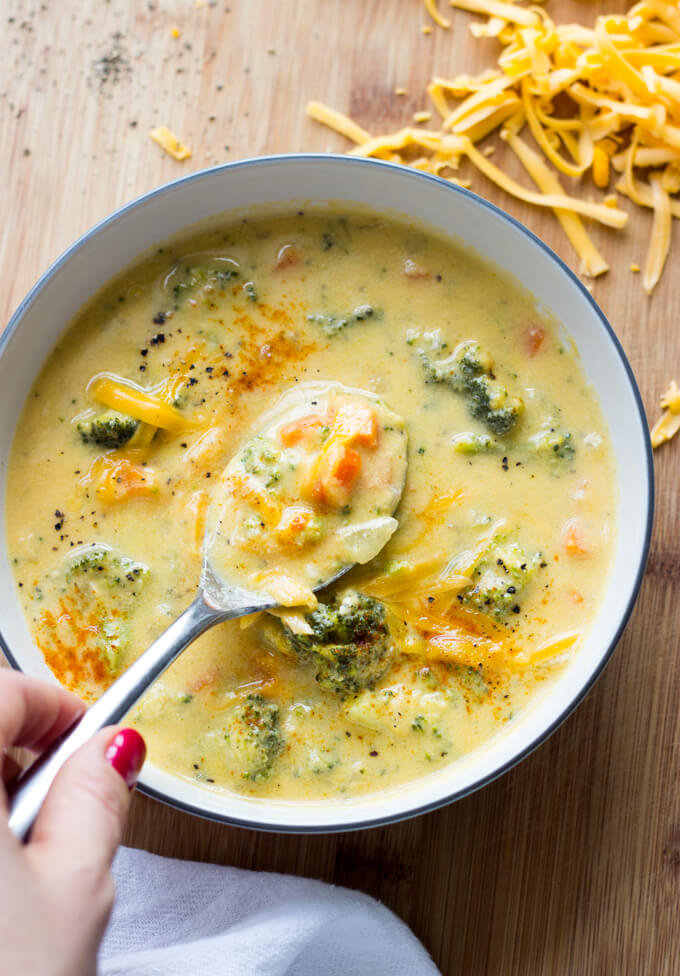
[651,379,680,446]
[308,0,680,294]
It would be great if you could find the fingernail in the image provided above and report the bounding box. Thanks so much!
[105,728,146,790]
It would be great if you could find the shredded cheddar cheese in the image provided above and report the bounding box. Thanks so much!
[651,379,680,447]
[424,0,451,29]
[88,374,191,433]
[149,126,192,161]
[308,0,680,292]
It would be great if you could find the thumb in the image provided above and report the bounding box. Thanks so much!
[29,727,146,872]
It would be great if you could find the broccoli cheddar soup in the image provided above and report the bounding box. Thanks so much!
[6,210,616,800]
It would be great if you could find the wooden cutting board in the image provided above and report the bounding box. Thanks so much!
[2,1,679,972]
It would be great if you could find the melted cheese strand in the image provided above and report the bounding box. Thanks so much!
[88,374,191,433]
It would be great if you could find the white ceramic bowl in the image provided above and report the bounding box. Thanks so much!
[0,155,653,832]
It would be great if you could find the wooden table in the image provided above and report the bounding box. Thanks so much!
[2,1,678,971]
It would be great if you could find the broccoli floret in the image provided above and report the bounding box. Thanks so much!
[67,547,148,585]
[454,340,494,384]
[458,540,543,621]
[308,304,382,337]
[59,545,149,672]
[528,425,575,461]
[418,339,523,435]
[452,664,489,703]
[418,339,489,387]
[240,435,283,489]
[466,375,523,436]
[223,694,284,781]
[269,592,394,697]
[452,431,497,454]
[77,410,139,448]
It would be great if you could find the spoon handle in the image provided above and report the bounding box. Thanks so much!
[7,595,222,842]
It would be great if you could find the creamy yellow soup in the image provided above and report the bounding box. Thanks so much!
[6,210,616,800]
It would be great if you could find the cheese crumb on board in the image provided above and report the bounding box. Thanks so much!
[651,381,680,448]
[309,0,680,293]
[149,126,192,161]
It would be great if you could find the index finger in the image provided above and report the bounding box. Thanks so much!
[0,670,85,760]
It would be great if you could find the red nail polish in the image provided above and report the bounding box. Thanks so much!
[105,728,146,790]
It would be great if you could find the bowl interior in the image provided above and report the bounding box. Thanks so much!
[0,156,652,831]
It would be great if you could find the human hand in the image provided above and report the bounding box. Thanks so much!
[0,669,145,976]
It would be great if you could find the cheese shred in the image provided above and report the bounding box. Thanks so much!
[88,374,191,434]
[651,380,680,447]
[308,0,680,292]
[424,0,451,28]
[149,126,192,161]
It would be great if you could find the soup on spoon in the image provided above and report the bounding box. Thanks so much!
[7,383,407,839]
[205,382,408,608]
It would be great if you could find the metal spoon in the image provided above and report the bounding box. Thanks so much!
[8,386,406,840]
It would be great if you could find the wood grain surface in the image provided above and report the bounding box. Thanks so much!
[2,1,678,972]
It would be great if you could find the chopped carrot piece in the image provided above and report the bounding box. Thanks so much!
[524,325,546,356]
[332,401,378,447]
[332,445,362,486]
[274,244,300,270]
[189,667,221,693]
[276,507,313,543]
[306,443,362,507]
[562,518,589,556]
[404,257,430,278]
[93,457,159,503]
[279,413,326,446]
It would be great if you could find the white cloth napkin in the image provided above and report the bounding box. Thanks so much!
[100,846,440,976]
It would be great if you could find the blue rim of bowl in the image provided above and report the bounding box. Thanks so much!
[0,153,655,834]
